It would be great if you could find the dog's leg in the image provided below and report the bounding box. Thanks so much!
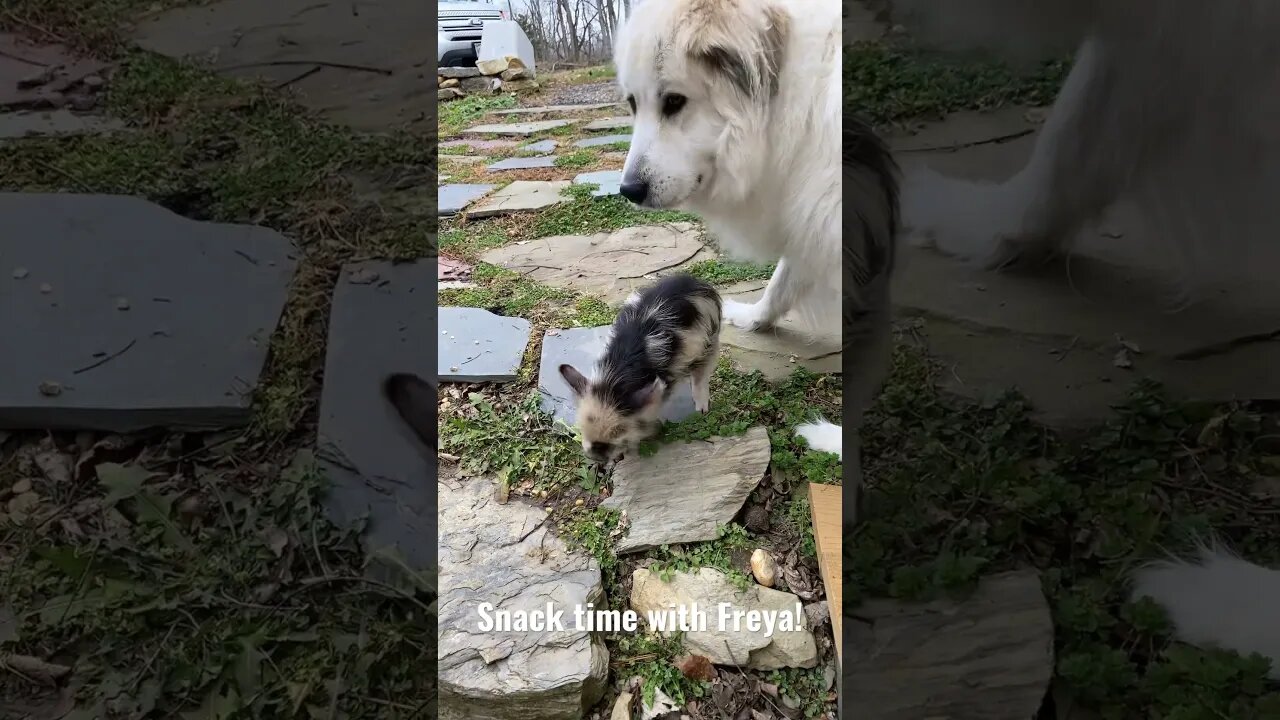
[903,36,1119,268]
[723,257,800,331]
[690,340,719,412]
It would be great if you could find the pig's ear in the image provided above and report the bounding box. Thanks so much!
[559,364,590,397]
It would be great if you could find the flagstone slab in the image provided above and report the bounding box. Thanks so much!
[480,223,710,303]
[573,133,631,148]
[582,116,632,131]
[464,119,575,136]
[438,307,531,383]
[520,139,557,153]
[439,183,495,216]
[467,180,571,218]
[602,427,771,553]
[487,155,559,171]
[132,0,437,131]
[0,110,125,139]
[317,260,435,572]
[573,169,623,197]
[538,326,697,425]
[440,138,519,151]
[0,193,296,432]
[714,283,842,380]
[488,102,616,115]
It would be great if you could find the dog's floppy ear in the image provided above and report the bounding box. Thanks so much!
[559,364,590,397]
[384,373,436,448]
[690,6,789,100]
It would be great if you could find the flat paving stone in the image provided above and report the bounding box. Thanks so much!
[582,116,632,131]
[486,155,559,171]
[712,282,842,380]
[520,139,557,153]
[538,326,697,425]
[0,193,297,432]
[481,222,711,303]
[317,260,435,573]
[439,476,607,718]
[0,110,124,139]
[463,119,575,136]
[573,133,631,148]
[438,307,531,383]
[1,33,111,110]
[467,180,571,218]
[439,183,495,216]
[440,138,518,151]
[573,169,623,197]
[602,427,771,553]
[132,0,437,131]
[488,102,616,115]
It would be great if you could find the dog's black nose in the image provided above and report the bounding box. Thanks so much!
[619,181,649,205]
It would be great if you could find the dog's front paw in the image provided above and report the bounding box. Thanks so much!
[694,394,710,413]
[722,298,769,331]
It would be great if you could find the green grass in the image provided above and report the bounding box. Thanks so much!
[530,184,697,237]
[438,94,517,136]
[0,452,434,716]
[845,40,1070,126]
[648,523,755,590]
[553,149,597,168]
[855,342,1280,717]
[613,633,708,708]
[684,258,775,285]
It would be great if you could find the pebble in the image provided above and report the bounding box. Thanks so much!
[82,75,105,90]
[8,492,41,517]
[750,548,777,587]
[13,267,29,279]
[38,381,63,397]
[11,478,33,494]
[39,283,53,294]
[574,497,584,506]
[116,297,130,311]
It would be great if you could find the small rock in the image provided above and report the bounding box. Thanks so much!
[38,381,62,397]
[751,549,777,587]
[501,66,531,81]
[611,692,633,720]
[69,94,97,112]
[438,88,464,101]
[804,600,830,628]
[116,297,130,311]
[18,68,52,88]
[503,78,539,93]
[11,478,33,495]
[39,283,53,294]
[477,55,523,76]
[439,66,483,79]
[743,505,770,532]
[34,449,73,484]
[82,75,105,90]
[7,492,41,517]
[575,497,585,506]
[348,268,379,285]
[459,76,494,94]
[1113,348,1133,369]
[12,267,29,279]
[440,78,461,89]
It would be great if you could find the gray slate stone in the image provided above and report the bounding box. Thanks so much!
[441,138,519,150]
[439,66,481,79]
[719,282,842,380]
[0,110,125,139]
[573,169,622,197]
[439,476,608,719]
[481,223,711,303]
[487,155,559,171]
[439,183,495,216]
[467,180,571,218]
[317,260,435,573]
[573,133,631,148]
[488,103,616,115]
[846,570,1054,720]
[538,326,697,426]
[0,193,296,432]
[464,119,575,136]
[438,307,531,382]
[582,116,632,131]
[520,139,557,153]
[133,0,437,131]
[602,427,771,553]
[631,566,817,669]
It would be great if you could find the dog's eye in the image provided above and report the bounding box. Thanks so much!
[661,93,686,117]
[627,95,636,114]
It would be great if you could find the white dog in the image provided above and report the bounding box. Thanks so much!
[614,0,897,469]
[887,0,1280,679]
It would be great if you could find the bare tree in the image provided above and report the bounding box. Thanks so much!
[516,0,620,64]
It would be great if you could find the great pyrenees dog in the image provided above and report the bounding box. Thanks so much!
[886,0,1280,680]
[613,0,897,474]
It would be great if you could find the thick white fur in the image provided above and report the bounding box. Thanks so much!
[614,0,842,334]
[794,419,842,459]
[1131,545,1280,679]
[888,0,1280,675]
[615,0,846,457]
